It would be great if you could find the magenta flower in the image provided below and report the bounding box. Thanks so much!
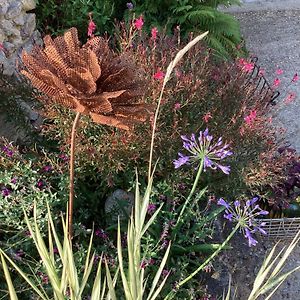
[217,197,268,247]
[95,229,108,239]
[147,203,156,214]
[276,69,283,75]
[87,20,96,37]
[174,103,181,110]
[153,69,165,80]
[273,78,281,87]
[292,73,299,83]
[2,145,14,157]
[242,63,254,73]
[1,188,11,197]
[134,16,144,30]
[174,129,232,174]
[244,110,257,125]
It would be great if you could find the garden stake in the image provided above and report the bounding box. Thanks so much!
[68,112,81,239]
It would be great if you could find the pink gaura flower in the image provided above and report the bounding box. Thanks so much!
[242,63,254,73]
[151,27,158,40]
[134,16,144,30]
[258,68,265,76]
[273,78,281,87]
[238,58,246,66]
[284,92,296,104]
[153,69,165,80]
[244,110,257,125]
[174,103,181,110]
[292,73,299,83]
[276,69,283,75]
[87,20,96,37]
[203,112,212,123]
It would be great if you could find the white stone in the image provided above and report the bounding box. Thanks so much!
[13,14,25,26]
[3,41,16,55]
[0,0,9,15]
[0,29,5,42]
[6,2,22,19]
[1,19,20,36]
[22,13,35,38]
[21,0,36,11]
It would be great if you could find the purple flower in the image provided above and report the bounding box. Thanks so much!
[217,198,230,209]
[217,196,268,247]
[174,129,232,174]
[42,165,52,172]
[2,145,14,157]
[147,203,156,214]
[10,177,17,184]
[173,152,190,169]
[245,228,258,247]
[37,179,45,189]
[1,188,11,197]
[95,229,108,239]
[126,2,134,9]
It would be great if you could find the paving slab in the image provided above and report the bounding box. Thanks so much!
[224,0,300,152]
[223,2,300,299]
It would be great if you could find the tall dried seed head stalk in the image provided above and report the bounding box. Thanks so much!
[21,27,152,130]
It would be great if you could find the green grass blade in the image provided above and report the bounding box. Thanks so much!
[0,250,49,300]
[147,243,171,300]
[105,260,117,300]
[1,253,19,300]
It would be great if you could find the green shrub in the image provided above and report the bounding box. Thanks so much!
[39,23,281,206]
[35,0,243,57]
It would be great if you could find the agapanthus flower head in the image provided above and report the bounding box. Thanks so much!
[173,128,233,174]
[126,2,134,10]
[217,196,269,247]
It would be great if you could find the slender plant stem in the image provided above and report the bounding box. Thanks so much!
[175,159,204,228]
[165,223,240,300]
[68,112,81,239]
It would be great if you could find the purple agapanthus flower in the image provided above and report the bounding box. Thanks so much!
[217,196,269,247]
[173,128,232,174]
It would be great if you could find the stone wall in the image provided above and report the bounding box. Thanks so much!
[0,0,42,76]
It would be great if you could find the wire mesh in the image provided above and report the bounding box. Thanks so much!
[255,218,300,240]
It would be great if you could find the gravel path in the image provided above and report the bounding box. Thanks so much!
[221,1,300,299]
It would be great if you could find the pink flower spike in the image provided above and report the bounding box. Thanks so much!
[0,43,4,51]
[292,73,299,83]
[87,20,96,37]
[273,78,281,87]
[151,27,158,40]
[276,69,283,75]
[153,69,165,80]
[134,16,144,30]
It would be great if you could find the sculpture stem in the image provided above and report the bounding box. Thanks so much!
[68,112,81,239]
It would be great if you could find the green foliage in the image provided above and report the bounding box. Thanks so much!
[40,24,280,205]
[132,0,243,57]
[35,0,242,57]
[35,0,123,39]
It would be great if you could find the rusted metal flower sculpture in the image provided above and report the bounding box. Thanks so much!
[21,27,152,238]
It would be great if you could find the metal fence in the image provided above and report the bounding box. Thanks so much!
[256,217,300,240]
[246,56,280,105]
